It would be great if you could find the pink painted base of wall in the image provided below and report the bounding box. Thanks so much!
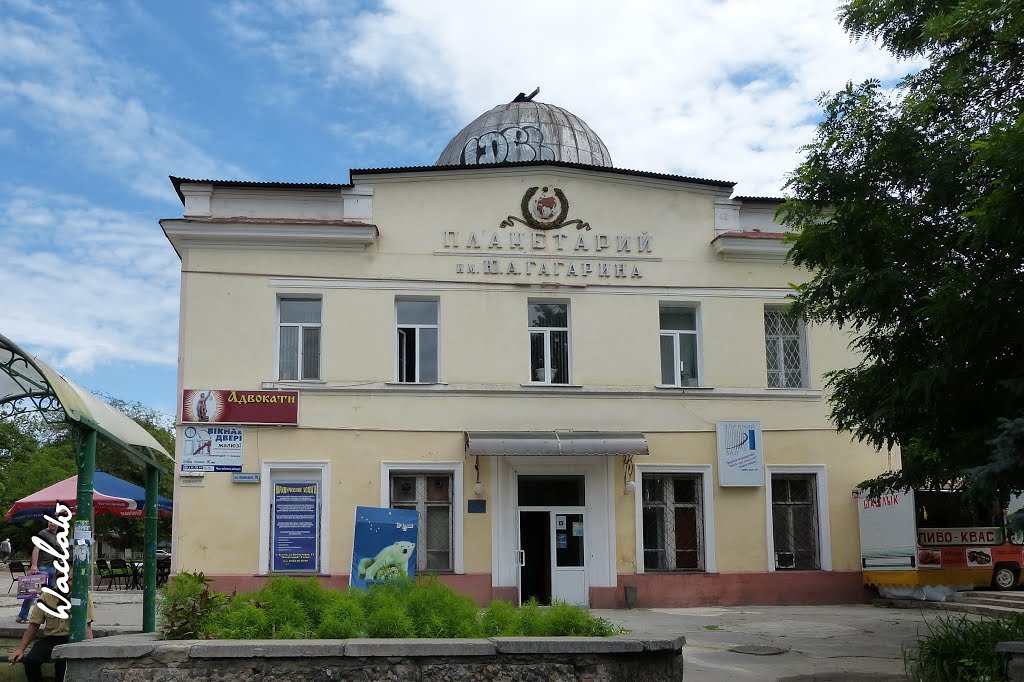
[205,571,871,609]
[589,571,873,609]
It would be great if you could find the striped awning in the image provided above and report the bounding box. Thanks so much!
[465,431,648,457]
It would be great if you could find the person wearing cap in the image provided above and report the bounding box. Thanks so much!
[7,572,94,682]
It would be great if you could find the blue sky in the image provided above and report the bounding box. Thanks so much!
[0,0,910,421]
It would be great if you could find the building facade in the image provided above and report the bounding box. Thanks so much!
[164,98,890,607]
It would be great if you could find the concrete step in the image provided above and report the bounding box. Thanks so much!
[873,597,1024,619]
[950,592,1024,609]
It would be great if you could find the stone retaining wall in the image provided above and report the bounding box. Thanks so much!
[996,642,1024,681]
[56,633,685,681]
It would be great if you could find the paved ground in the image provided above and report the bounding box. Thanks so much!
[0,565,975,680]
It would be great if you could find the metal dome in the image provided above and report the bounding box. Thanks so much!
[436,92,612,168]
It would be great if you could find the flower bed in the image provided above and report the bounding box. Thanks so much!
[162,572,623,640]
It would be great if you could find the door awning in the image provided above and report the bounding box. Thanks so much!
[465,431,649,457]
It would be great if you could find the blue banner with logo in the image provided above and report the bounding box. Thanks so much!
[272,481,319,572]
[350,506,418,590]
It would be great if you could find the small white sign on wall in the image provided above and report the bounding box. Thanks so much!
[716,421,764,487]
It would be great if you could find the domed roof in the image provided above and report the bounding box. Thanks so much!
[436,90,612,168]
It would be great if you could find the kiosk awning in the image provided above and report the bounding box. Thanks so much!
[465,431,649,457]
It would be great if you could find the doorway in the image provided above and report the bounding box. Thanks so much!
[519,511,551,603]
[516,475,588,606]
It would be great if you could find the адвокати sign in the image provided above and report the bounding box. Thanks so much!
[181,389,298,425]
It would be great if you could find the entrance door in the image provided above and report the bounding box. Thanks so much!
[519,511,551,604]
[517,509,589,606]
[516,475,588,606]
[552,512,586,605]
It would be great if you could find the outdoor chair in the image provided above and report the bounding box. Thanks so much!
[7,560,27,594]
[109,559,132,590]
[156,558,171,587]
[95,559,116,590]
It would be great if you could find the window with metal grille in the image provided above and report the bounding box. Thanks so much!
[771,474,820,570]
[764,307,807,388]
[278,298,321,381]
[396,299,439,383]
[641,473,704,571]
[389,473,453,572]
[659,305,700,386]
[528,302,569,384]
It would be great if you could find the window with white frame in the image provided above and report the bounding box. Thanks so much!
[396,299,439,383]
[389,473,453,572]
[278,298,321,381]
[659,305,700,386]
[770,474,820,570]
[528,302,569,384]
[641,473,704,571]
[764,306,807,388]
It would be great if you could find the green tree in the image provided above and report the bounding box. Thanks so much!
[780,0,1024,499]
[0,398,175,557]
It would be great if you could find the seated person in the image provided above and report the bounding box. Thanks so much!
[7,576,94,682]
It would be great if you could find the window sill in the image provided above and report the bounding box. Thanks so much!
[385,382,449,387]
[520,383,584,389]
[654,385,713,391]
[268,379,325,385]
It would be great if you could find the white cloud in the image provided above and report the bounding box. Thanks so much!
[0,186,179,372]
[217,0,916,195]
[0,3,245,202]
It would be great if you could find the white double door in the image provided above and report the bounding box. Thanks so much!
[517,507,588,606]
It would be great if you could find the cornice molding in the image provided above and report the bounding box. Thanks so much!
[160,219,378,255]
[711,234,791,262]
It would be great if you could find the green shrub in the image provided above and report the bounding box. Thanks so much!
[542,601,620,636]
[906,612,1024,681]
[158,571,226,639]
[317,595,366,639]
[517,598,546,636]
[481,600,520,636]
[363,590,416,638]
[403,577,481,638]
[160,574,628,641]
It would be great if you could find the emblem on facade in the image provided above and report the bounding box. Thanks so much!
[500,186,591,231]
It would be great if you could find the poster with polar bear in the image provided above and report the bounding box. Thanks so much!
[350,506,419,589]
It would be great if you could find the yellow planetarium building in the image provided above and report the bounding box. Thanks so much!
[163,93,890,607]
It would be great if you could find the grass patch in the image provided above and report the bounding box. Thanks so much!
[905,612,1024,681]
[160,572,626,640]
[703,624,723,631]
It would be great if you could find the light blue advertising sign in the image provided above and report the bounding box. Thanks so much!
[350,506,418,590]
[716,420,765,487]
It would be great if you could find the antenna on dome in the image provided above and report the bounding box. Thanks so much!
[511,87,540,103]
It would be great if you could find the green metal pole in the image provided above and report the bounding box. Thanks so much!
[70,427,96,643]
[143,464,159,633]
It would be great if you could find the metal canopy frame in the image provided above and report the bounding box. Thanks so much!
[0,334,174,640]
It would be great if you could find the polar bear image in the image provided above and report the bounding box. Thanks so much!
[358,540,415,581]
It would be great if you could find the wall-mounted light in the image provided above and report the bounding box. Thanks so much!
[623,454,636,495]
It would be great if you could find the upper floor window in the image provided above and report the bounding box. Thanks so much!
[278,298,321,381]
[528,302,569,384]
[659,305,699,387]
[764,306,807,388]
[396,299,439,383]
